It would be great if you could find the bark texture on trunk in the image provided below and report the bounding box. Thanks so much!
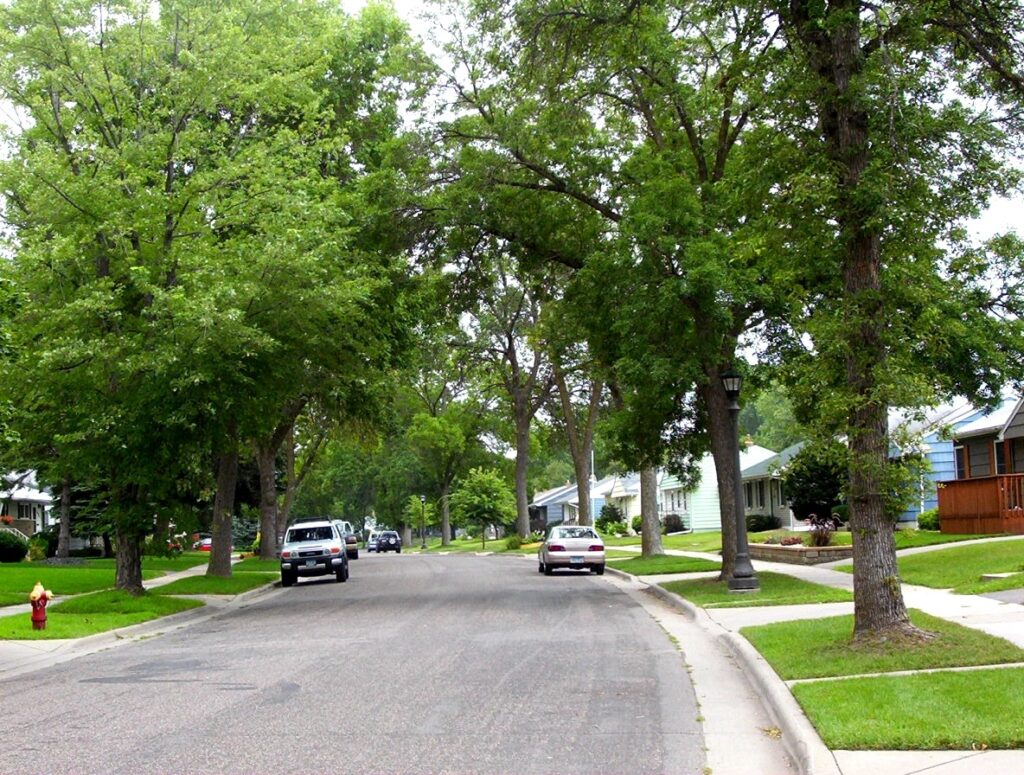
[639,467,664,556]
[440,483,451,545]
[56,475,71,559]
[790,0,913,639]
[114,520,144,594]
[514,404,532,538]
[207,447,238,578]
[701,379,738,580]
[279,426,296,538]
[256,444,278,560]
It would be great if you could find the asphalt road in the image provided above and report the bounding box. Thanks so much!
[0,553,705,775]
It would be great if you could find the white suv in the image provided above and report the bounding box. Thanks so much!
[279,520,349,587]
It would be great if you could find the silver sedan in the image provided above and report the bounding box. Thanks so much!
[538,525,605,575]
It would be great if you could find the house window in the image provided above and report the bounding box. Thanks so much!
[757,481,766,509]
[996,442,1007,475]
[744,482,752,508]
[954,446,966,479]
[968,440,991,477]
[17,503,32,520]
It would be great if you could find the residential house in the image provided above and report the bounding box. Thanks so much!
[662,444,778,532]
[528,479,608,530]
[739,442,805,529]
[935,394,1024,534]
[1,470,54,537]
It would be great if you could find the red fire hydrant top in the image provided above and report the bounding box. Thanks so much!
[29,581,52,631]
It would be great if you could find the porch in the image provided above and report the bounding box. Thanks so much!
[937,474,1024,534]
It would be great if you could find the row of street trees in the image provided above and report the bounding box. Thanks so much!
[2,0,1024,646]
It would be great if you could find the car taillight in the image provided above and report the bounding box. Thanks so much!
[548,544,566,552]
[588,545,603,552]
[330,546,341,554]
[281,551,290,559]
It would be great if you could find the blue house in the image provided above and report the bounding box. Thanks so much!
[528,479,607,530]
[888,397,1013,524]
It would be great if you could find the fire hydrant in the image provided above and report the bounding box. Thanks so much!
[29,581,53,631]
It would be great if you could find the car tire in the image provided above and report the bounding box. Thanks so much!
[593,564,605,576]
[396,547,401,553]
[336,564,348,583]
[281,572,295,587]
[352,549,359,560]
[544,564,554,576]
[538,561,545,573]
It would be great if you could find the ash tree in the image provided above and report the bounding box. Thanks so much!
[0,0,423,588]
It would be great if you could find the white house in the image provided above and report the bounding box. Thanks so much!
[661,445,778,532]
[1,470,54,536]
[739,442,805,529]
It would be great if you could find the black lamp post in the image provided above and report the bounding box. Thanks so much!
[722,368,759,592]
[420,494,427,550]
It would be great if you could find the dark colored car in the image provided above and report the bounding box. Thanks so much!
[376,530,402,553]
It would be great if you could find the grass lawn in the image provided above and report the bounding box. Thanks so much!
[0,564,160,607]
[896,539,1024,592]
[793,668,1024,749]
[232,557,281,573]
[0,590,203,640]
[608,554,721,575]
[151,573,276,596]
[84,553,211,572]
[661,571,852,608]
[743,609,1024,680]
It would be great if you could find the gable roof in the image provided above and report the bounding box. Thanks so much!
[741,442,805,478]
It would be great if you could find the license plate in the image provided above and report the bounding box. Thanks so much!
[570,556,584,565]
[305,559,316,568]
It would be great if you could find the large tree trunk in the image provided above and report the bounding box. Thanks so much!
[701,379,739,581]
[256,444,279,560]
[514,403,532,538]
[114,519,144,594]
[56,475,71,559]
[553,365,602,526]
[207,446,238,578]
[639,467,664,557]
[440,481,451,545]
[279,426,296,538]
[790,0,914,640]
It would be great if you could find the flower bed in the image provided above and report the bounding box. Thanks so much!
[748,542,853,565]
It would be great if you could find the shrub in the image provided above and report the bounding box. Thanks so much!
[596,504,624,534]
[746,513,782,532]
[29,527,58,560]
[831,504,849,524]
[663,513,684,534]
[806,513,835,547]
[917,508,940,531]
[505,534,523,550]
[527,531,545,543]
[781,536,804,546]
[631,515,643,534]
[0,531,29,563]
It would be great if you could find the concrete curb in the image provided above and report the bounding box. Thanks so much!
[622,572,838,775]
[720,630,841,775]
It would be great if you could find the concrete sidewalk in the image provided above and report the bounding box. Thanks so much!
[614,536,1024,775]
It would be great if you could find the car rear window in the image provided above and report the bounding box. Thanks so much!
[552,527,598,539]
[287,526,333,542]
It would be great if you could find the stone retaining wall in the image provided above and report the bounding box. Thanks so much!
[748,543,853,565]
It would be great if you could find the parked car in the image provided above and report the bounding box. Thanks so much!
[193,536,212,552]
[376,530,402,553]
[538,525,605,575]
[367,532,380,552]
[332,520,359,560]
[279,520,349,587]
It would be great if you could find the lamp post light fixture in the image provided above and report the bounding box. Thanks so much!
[721,368,759,593]
[420,494,427,550]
